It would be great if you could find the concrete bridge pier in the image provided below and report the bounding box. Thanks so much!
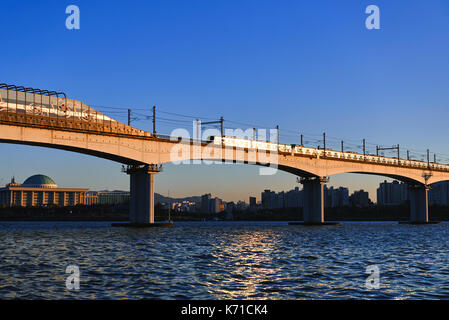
[289,177,338,225]
[113,164,172,227]
[289,176,338,225]
[302,177,327,224]
[408,184,433,224]
[129,164,158,224]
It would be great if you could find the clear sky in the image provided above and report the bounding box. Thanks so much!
[1,0,449,203]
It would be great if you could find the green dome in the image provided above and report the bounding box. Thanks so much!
[22,175,57,188]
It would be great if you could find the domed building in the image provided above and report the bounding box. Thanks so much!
[22,175,58,188]
[0,174,89,207]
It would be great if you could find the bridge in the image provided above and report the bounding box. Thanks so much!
[1,83,449,225]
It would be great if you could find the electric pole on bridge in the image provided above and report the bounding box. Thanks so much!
[220,116,224,137]
[363,139,366,159]
[376,145,399,160]
[128,109,131,126]
[153,106,156,135]
[323,132,326,154]
[276,125,279,145]
[202,117,225,138]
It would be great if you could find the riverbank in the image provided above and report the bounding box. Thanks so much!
[1,204,449,221]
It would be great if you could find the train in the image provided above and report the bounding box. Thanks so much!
[211,136,449,171]
[0,88,114,123]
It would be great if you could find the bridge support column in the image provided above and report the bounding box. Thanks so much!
[128,164,159,224]
[408,184,430,224]
[301,177,328,224]
[112,164,173,227]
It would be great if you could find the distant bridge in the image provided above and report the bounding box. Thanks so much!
[1,83,447,225]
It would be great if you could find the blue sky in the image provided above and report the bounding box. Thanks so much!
[1,0,449,202]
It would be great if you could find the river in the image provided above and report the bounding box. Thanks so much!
[1,221,449,299]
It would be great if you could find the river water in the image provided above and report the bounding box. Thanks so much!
[1,221,449,299]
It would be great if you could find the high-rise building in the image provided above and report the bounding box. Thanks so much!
[209,197,222,213]
[200,193,223,213]
[285,187,303,208]
[324,186,349,207]
[261,189,276,209]
[262,187,303,209]
[225,201,236,213]
[349,190,372,208]
[201,193,212,213]
[376,180,408,205]
[249,197,257,207]
[429,181,449,205]
[277,191,285,209]
[236,200,247,211]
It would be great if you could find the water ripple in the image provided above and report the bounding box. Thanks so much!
[1,221,449,299]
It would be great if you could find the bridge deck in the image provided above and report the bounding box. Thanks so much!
[2,110,449,176]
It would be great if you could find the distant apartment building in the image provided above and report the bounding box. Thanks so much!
[261,189,277,209]
[200,193,224,213]
[284,187,303,208]
[249,197,257,207]
[225,201,235,213]
[236,200,247,211]
[249,197,257,212]
[349,190,372,208]
[262,187,303,209]
[324,186,349,208]
[429,181,449,206]
[0,175,88,207]
[170,200,197,213]
[201,193,211,212]
[261,190,285,209]
[376,180,408,205]
[220,202,226,212]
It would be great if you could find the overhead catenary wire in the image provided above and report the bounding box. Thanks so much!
[87,102,447,163]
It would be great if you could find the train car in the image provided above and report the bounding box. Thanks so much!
[0,87,115,123]
[213,135,449,171]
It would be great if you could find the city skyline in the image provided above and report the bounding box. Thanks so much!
[0,172,402,206]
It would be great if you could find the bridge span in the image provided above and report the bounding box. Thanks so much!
[1,83,448,225]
